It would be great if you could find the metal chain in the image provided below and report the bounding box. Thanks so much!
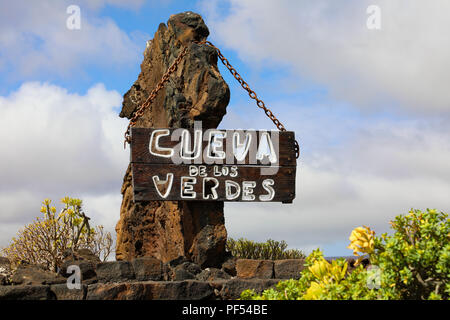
[124,45,188,148]
[124,40,300,159]
[196,40,299,159]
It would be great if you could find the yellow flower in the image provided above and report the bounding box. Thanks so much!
[43,198,51,206]
[308,258,348,284]
[303,282,323,300]
[329,260,348,282]
[50,206,56,214]
[40,206,47,214]
[72,198,82,207]
[347,225,375,265]
[309,258,331,280]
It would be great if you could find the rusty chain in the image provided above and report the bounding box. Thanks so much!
[124,45,189,148]
[124,40,300,159]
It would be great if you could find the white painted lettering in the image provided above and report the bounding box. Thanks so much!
[152,173,174,199]
[181,177,196,199]
[259,179,275,201]
[149,129,174,158]
[225,180,241,200]
[242,181,256,201]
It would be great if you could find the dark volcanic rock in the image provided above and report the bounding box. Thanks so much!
[274,259,305,279]
[59,261,97,282]
[86,280,214,300]
[11,264,66,286]
[62,249,101,263]
[196,268,231,281]
[132,257,164,281]
[236,259,274,279]
[96,261,135,283]
[167,255,189,267]
[50,283,87,300]
[59,249,100,283]
[115,11,229,267]
[0,285,55,300]
[221,256,237,276]
[171,262,202,281]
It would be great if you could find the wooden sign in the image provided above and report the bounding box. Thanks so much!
[130,128,297,203]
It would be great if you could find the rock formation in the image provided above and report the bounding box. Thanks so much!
[115,12,230,267]
[0,256,309,300]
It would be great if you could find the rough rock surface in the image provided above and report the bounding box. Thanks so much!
[132,257,164,281]
[196,268,231,281]
[273,259,305,279]
[236,259,275,279]
[96,261,135,283]
[116,11,230,268]
[59,249,100,283]
[11,264,66,286]
[86,281,214,300]
[50,284,87,300]
[170,261,202,281]
[221,256,237,276]
[0,258,372,300]
[0,285,55,300]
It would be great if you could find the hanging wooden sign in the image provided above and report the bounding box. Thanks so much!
[130,127,297,203]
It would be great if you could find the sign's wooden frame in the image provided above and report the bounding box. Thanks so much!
[130,128,297,203]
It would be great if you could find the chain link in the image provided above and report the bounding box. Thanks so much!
[196,40,288,131]
[124,45,188,148]
[124,40,300,159]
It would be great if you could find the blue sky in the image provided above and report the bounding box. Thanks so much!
[1,0,450,257]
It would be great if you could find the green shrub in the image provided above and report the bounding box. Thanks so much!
[226,238,305,260]
[1,197,113,272]
[240,209,449,300]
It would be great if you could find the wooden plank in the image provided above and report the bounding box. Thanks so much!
[132,163,296,203]
[130,128,297,166]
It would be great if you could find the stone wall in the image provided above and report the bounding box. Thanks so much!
[0,254,307,300]
[0,253,368,300]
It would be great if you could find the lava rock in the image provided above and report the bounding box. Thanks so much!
[196,268,231,281]
[0,285,55,300]
[59,249,100,283]
[132,257,164,281]
[171,262,202,281]
[96,261,135,283]
[236,259,274,279]
[86,280,214,300]
[50,283,87,300]
[274,259,305,279]
[221,256,237,276]
[11,264,66,286]
[115,11,230,266]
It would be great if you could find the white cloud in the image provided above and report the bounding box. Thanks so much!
[1,83,449,256]
[223,101,450,253]
[0,82,128,249]
[202,0,450,114]
[202,1,450,253]
[0,0,147,80]
[77,0,145,11]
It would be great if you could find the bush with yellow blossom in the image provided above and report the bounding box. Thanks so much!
[347,225,375,266]
[240,209,449,300]
[1,197,113,272]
